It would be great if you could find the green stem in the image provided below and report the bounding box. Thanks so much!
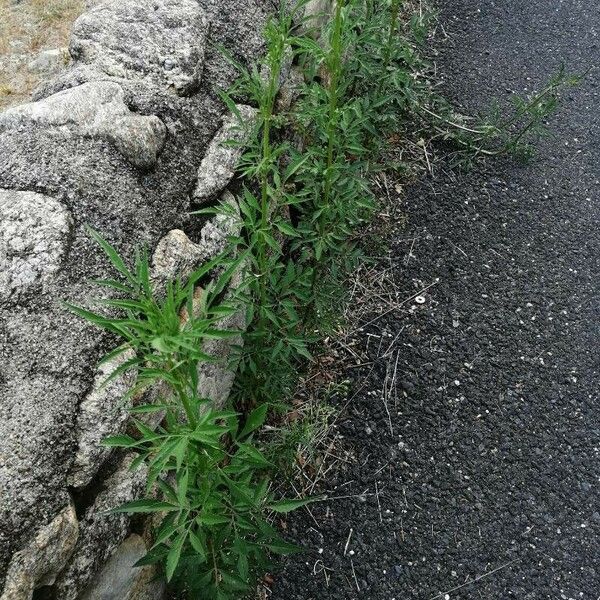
[164,360,198,427]
[493,119,538,157]
[210,540,220,588]
[497,83,557,130]
[311,0,345,295]
[322,0,345,219]
[257,50,283,330]
[377,0,401,97]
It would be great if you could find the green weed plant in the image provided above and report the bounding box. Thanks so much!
[68,1,577,597]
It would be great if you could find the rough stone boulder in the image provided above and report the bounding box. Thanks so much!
[194,105,258,202]
[0,0,272,598]
[1,505,79,600]
[0,82,168,169]
[0,191,73,305]
[69,0,209,94]
[79,535,165,600]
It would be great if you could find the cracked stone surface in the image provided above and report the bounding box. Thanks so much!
[27,48,70,76]
[0,503,78,600]
[299,0,332,38]
[152,191,242,287]
[150,228,208,291]
[55,458,148,600]
[68,349,137,490]
[79,534,165,600]
[197,268,247,409]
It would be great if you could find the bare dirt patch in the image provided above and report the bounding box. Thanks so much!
[0,0,95,109]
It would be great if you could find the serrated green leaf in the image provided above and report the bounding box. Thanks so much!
[236,443,272,467]
[133,547,168,568]
[220,570,251,592]
[274,220,301,237]
[101,434,139,448]
[172,437,188,471]
[176,467,189,506]
[86,225,135,284]
[267,538,303,555]
[189,529,207,561]
[197,514,229,526]
[129,404,168,414]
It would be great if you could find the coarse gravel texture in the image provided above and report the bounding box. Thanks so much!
[270,0,600,599]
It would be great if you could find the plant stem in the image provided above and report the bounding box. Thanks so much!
[210,540,220,588]
[322,0,345,221]
[497,82,558,130]
[377,0,401,97]
[311,0,345,297]
[257,45,282,331]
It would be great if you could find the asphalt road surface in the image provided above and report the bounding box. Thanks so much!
[271,1,600,598]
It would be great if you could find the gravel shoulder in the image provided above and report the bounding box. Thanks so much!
[270,1,600,598]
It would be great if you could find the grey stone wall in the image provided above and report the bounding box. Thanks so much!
[0,0,273,598]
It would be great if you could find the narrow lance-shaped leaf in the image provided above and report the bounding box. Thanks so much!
[106,499,179,514]
[86,225,136,285]
[239,403,269,439]
[166,530,187,582]
[268,497,318,514]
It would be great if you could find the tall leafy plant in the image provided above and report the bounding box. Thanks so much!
[219,7,314,407]
[66,229,311,599]
[291,0,376,301]
[66,2,577,598]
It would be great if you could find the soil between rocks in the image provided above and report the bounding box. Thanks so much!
[270,1,600,598]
